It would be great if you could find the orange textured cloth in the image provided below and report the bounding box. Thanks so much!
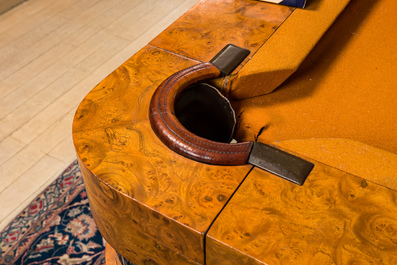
[234,0,397,156]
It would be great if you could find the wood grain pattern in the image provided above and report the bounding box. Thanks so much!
[0,0,24,15]
[105,244,122,265]
[72,0,397,264]
[73,45,252,264]
[80,158,201,265]
[0,0,199,232]
[207,163,397,265]
[150,0,293,63]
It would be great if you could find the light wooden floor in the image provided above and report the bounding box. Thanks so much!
[0,0,198,231]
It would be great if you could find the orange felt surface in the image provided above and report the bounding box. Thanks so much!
[229,0,351,99]
[275,139,397,190]
[234,0,397,158]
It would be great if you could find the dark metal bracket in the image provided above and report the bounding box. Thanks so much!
[209,44,250,75]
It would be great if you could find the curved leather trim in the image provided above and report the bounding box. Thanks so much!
[149,62,253,165]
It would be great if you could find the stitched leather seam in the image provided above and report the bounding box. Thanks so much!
[154,63,250,156]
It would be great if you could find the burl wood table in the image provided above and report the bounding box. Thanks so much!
[73,0,397,264]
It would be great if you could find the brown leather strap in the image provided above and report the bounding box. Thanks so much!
[149,62,253,165]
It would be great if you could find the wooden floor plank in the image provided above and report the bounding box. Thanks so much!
[0,33,131,139]
[0,0,199,232]
[0,155,64,227]
[0,0,131,110]
[0,0,157,109]
[0,0,79,50]
[0,25,100,117]
[10,36,131,144]
[56,0,103,20]
[0,1,184,139]
[0,142,46,194]
[0,0,126,85]
[0,108,75,194]
[0,136,24,166]
[0,0,52,33]
[65,0,137,28]
[118,0,184,41]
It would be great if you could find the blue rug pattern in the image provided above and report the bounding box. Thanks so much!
[0,161,106,264]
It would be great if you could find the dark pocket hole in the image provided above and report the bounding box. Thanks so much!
[175,83,236,143]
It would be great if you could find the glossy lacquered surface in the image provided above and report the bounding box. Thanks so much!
[73,1,294,262]
[73,45,252,264]
[72,0,397,264]
[150,0,293,63]
[207,163,397,264]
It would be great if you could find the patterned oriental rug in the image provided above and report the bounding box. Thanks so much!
[0,161,106,265]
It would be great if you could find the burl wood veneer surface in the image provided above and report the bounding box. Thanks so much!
[150,0,350,99]
[73,45,251,264]
[207,163,397,265]
[150,0,293,64]
[72,0,397,264]
[80,158,201,265]
[105,244,122,265]
[72,1,299,263]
